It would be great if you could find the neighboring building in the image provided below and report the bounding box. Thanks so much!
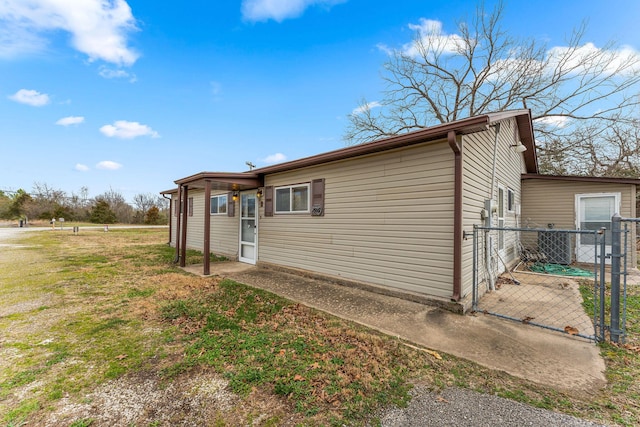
[521,174,638,267]
[161,110,638,312]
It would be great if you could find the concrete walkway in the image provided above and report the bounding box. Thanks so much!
[185,262,606,394]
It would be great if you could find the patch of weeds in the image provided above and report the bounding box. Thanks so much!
[182,249,228,265]
[88,317,128,335]
[69,418,94,427]
[126,288,155,298]
[161,327,178,343]
[161,300,204,320]
[160,360,196,379]
[44,342,70,367]
[1,368,45,395]
[4,398,39,425]
[63,254,109,267]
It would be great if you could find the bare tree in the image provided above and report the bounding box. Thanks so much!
[97,188,133,223]
[132,193,157,216]
[345,2,640,175]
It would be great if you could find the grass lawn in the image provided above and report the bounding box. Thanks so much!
[0,228,639,426]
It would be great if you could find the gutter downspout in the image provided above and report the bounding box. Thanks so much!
[448,130,462,302]
[180,185,189,268]
[203,180,212,276]
[486,123,501,291]
[174,186,182,264]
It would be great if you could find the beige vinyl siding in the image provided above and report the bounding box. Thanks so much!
[522,179,637,266]
[170,194,178,245]
[259,142,456,299]
[185,190,205,251]
[461,118,525,298]
[210,192,239,259]
[176,190,239,258]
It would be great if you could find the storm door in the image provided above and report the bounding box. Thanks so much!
[576,193,619,264]
[239,193,257,264]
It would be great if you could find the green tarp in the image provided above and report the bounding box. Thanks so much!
[528,262,594,277]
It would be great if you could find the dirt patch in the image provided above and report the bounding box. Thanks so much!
[39,369,233,426]
[40,367,304,427]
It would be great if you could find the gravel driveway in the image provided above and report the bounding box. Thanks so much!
[376,386,606,426]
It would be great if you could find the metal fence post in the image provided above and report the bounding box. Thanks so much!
[472,225,478,311]
[610,214,622,343]
[599,228,607,342]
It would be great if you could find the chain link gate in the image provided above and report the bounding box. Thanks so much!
[614,216,638,343]
[472,225,609,341]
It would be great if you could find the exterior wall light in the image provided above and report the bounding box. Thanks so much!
[232,192,239,201]
[256,188,263,198]
[511,143,527,153]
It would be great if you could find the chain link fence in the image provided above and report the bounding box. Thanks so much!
[473,226,604,341]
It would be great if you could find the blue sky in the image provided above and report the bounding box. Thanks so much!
[1,0,639,202]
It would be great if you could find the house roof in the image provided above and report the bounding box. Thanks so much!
[522,174,640,185]
[253,109,537,176]
[167,110,537,191]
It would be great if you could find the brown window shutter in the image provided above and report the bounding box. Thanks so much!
[174,198,179,216]
[227,192,235,217]
[188,197,193,217]
[311,178,325,216]
[264,186,273,217]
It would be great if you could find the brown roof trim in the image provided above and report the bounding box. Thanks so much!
[174,172,262,190]
[253,110,537,175]
[515,114,538,173]
[175,172,260,185]
[160,188,179,195]
[522,174,640,185]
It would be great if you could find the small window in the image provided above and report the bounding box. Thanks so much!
[275,184,310,213]
[188,197,193,217]
[210,195,227,215]
[507,189,515,212]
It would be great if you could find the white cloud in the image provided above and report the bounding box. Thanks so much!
[534,116,571,128]
[8,89,50,106]
[0,0,139,66]
[261,153,287,164]
[75,163,89,172]
[99,120,159,139]
[96,160,122,170]
[547,42,640,77]
[351,101,381,115]
[56,116,85,126]
[99,66,137,82]
[401,19,466,57]
[241,0,345,23]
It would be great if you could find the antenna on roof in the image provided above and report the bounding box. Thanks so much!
[246,161,256,171]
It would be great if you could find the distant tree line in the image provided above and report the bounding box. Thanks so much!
[0,182,169,225]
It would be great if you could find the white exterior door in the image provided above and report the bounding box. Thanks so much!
[576,193,620,264]
[239,193,257,264]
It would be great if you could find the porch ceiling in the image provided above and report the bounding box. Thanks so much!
[174,172,262,191]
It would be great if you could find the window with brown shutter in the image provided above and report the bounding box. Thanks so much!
[311,178,325,216]
[210,195,227,215]
[174,198,179,216]
[264,186,273,216]
[188,197,193,217]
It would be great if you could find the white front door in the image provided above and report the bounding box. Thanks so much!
[576,193,620,264]
[239,192,258,264]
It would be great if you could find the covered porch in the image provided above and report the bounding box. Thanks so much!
[162,171,263,275]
